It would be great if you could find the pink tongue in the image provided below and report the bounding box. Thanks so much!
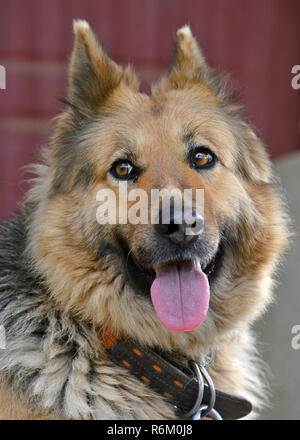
[150,260,209,332]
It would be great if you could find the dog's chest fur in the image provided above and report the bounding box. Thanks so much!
[0,213,178,419]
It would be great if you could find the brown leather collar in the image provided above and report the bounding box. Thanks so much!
[99,330,252,419]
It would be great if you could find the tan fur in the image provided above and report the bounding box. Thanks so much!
[0,21,289,419]
[0,380,59,420]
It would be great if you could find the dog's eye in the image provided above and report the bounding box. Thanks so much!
[110,160,139,180]
[190,147,217,169]
[193,152,212,166]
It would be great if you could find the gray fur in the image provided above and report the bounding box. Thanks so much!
[0,212,174,419]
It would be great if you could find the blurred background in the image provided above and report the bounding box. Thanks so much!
[0,0,299,419]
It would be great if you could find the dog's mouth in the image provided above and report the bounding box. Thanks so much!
[124,243,223,333]
[135,253,219,283]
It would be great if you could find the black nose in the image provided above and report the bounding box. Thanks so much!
[154,206,204,244]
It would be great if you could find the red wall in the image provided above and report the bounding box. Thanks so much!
[0,0,299,220]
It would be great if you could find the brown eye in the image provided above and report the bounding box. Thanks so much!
[189,147,217,169]
[110,160,139,180]
[115,162,133,177]
[193,151,212,166]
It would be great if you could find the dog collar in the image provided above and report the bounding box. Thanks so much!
[99,329,252,420]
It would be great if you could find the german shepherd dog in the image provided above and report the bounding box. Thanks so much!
[0,21,288,419]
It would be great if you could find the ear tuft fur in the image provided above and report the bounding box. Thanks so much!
[73,19,90,34]
[67,20,139,113]
[151,25,217,99]
[170,25,208,78]
[68,20,123,112]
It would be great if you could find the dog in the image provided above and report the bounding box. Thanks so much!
[0,20,288,420]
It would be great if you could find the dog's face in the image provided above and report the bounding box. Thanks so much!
[29,21,286,352]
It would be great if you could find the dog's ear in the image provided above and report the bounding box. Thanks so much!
[169,25,208,81]
[68,20,138,112]
[153,26,215,99]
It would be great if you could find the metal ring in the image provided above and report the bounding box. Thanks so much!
[177,361,222,420]
[208,407,222,420]
[193,404,222,420]
[179,360,204,418]
[198,365,216,417]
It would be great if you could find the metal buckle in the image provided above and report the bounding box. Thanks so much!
[180,360,223,420]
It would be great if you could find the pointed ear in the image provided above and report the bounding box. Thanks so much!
[153,25,213,97]
[169,25,209,84]
[67,20,124,111]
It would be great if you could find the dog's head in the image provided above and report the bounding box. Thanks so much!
[28,21,287,353]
